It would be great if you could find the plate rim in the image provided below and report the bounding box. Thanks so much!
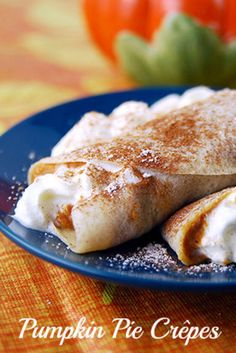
[0,85,191,140]
[1,220,236,291]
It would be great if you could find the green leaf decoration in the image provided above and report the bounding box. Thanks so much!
[102,283,117,305]
[115,13,236,87]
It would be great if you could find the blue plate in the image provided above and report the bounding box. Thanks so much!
[0,87,236,291]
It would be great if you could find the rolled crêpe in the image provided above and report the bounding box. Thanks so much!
[14,90,236,253]
[162,187,236,265]
[51,87,214,156]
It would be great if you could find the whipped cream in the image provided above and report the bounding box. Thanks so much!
[151,86,213,114]
[14,164,141,237]
[52,86,214,156]
[199,193,236,264]
[14,165,93,232]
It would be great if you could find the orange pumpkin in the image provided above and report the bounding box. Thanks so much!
[224,0,236,41]
[82,0,236,61]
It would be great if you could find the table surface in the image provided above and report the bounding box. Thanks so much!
[0,1,235,352]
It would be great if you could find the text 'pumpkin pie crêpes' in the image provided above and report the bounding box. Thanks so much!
[14,90,236,253]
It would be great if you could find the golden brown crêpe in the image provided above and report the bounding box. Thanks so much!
[162,187,236,265]
[30,89,236,181]
[27,90,236,253]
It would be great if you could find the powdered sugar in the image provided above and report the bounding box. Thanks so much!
[7,180,26,208]
[105,242,235,276]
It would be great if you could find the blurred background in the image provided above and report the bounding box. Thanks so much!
[0,0,133,132]
[1,0,236,132]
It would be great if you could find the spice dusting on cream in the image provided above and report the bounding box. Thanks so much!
[14,162,142,245]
